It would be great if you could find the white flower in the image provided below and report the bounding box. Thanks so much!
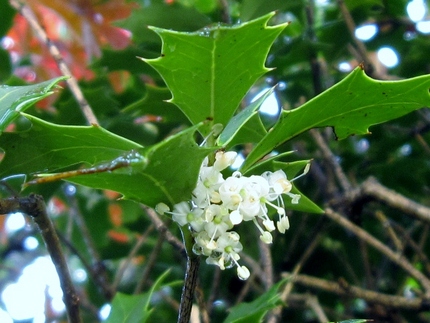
[219,174,244,211]
[170,201,192,226]
[229,209,242,225]
[155,202,170,215]
[262,170,293,200]
[165,201,205,232]
[263,219,276,232]
[204,213,232,249]
[193,166,224,207]
[211,231,243,270]
[214,150,237,171]
[260,231,273,244]
[238,175,270,220]
[277,215,290,233]
[252,218,273,244]
[156,152,310,280]
[194,231,215,256]
[237,266,250,280]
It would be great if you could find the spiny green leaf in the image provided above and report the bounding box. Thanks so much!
[0,76,67,133]
[241,67,430,171]
[217,87,273,147]
[223,278,286,323]
[106,270,171,323]
[0,113,142,179]
[0,114,213,206]
[65,123,213,206]
[143,12,287,136]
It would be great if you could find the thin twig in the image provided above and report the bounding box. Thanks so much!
[359,239,375,290]
[284,272,430,310]
[234,253,259,306]
[195,280,210,323]
[374,210,404,252]
[325,207,430,295]
[217,0,231,24]
[65,186,113,300]
[207,266,221,315]
[0,195,82,323]
[286,294,329,323]
[310,129,352,192]
[143,206,185,256]
[305,294,329,323]
[268,232,324,323]
[178,254,200,323]
[56,230,114,301]
[113,224,154,292]
[391,222,430,276]
[134,230,163,294]
[258,238,273,290]
[305,2,323,95]
[337,0,375,77]
[8,0,99,125]
[361,177,430,224]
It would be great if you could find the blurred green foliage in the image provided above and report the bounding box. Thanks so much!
[0,0,430,322]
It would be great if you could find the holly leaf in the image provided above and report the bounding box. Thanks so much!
[143,12,287,136]
[241,67,430,171]
[4,117,212,206]
[67,123,213,206]
[217,87,273,147]
[0,114,212,206]
[106,270,171,323]
[0,76,67,133]
[223,278,285,323]
[0,113,142,179]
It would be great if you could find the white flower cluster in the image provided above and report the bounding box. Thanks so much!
[156,151,308,280]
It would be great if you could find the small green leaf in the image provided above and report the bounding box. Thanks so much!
[241,67,430,171]
[65,124,214,206]
[0,76,67,133]
[0,114,142,179]
[106,270,171,323]
[223,279,286,323]
[217,87,273,147]
[144,12,287,136]
[0,114,213,206]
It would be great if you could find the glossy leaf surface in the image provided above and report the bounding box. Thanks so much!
[144,12,287,135]
[241,67,430,171]
[0,76,66,133]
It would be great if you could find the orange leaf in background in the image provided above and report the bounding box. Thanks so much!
[107,229,130,244]
[108,70,132,93]
[31,0,138,58]
[104,190,121,200]
[5,0,137,85]
[108,203,123,227]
